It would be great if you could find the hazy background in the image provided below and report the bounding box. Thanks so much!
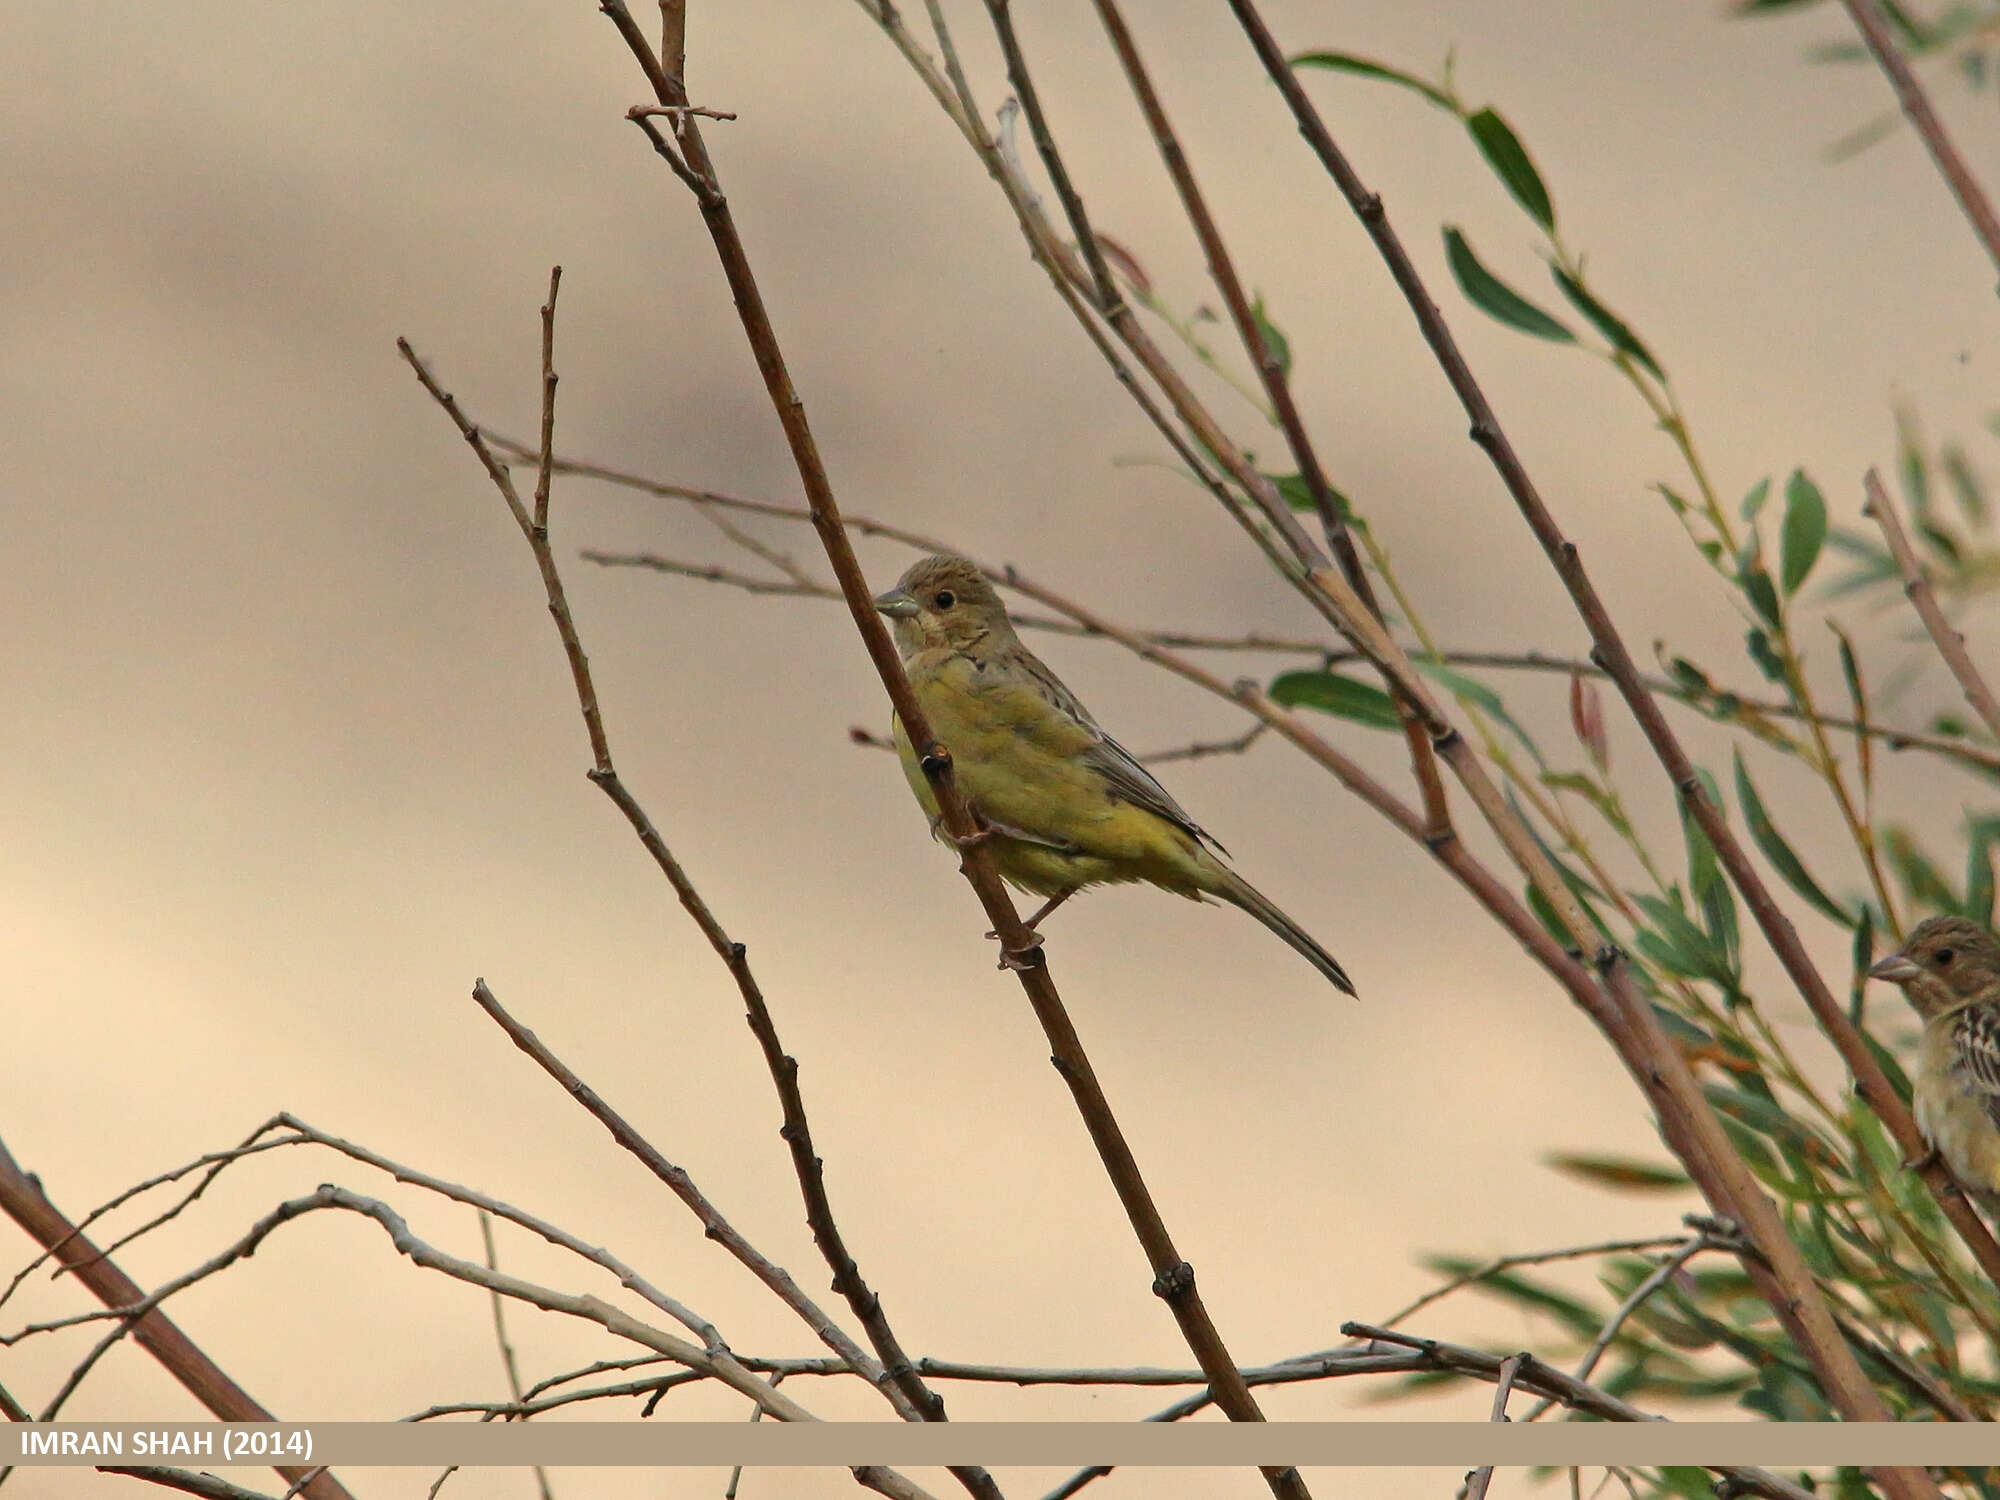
[4,1,1998,1496]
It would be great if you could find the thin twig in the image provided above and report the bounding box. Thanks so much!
[1865,466,2000,742]
[466,981,897,1401]
[1375,1234,1690,1329]
[1079,0,1450,848]
[0,1135,353,1500]
[406,277,995,1497]
[549,466,2000,771]
[477,1212,554,1500]
[1462,1352,1526,1500]
[99,1470,280,1500]
[1837,0,2000,278]
[1522,1233,1718,1421]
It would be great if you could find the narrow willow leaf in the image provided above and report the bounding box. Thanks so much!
[1741,565,1782,628]
[1443,228,1575,341]
[1269,670,1401,729]
[1965,816,2000,924]
[1250,293,1292,378]
[1780,469,1829,594]
[1884,826,1958,912]
[1745,625,1786,682]
[1740,476,1772,523]
[1413,658,1502,712]
[1942,442,1989,525]
[1897,407,1931,514]
[1848,903,1875,1025]
[1543,1152,1690,1193]
[1288,51,1453,108]
[1269,471,1358,522]
[1861,1031,1913,1110]
[1734,749,1850,925]
[1465,107,1555,230]
[1634,893,1731,984]
[1550,266,1664,379]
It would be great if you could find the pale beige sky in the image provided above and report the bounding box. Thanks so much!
[4,1,1998,1497]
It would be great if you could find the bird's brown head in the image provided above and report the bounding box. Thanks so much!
[1869,914,2000,1020]
[872,554,1012,656]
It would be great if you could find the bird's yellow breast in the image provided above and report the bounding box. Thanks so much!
[1916,1018,2000,1195]
[890,649,1214,899]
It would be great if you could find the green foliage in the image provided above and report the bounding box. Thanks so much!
[1443,228,1575,341]
[1278,23,2000,1479]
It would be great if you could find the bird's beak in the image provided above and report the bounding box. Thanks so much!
[1868,951,1921,983]
[874,588,920,620]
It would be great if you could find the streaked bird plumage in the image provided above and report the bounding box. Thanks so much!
[872,553,1355,995]
[1869,914,2000,1213]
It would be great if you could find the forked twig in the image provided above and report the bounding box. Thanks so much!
[1865,466,2000,743]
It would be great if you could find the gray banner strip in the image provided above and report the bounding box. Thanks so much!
[11,1423,2000,1467]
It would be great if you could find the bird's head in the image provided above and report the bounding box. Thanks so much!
[1869,914,2000,1020]
[873,554,1012,655]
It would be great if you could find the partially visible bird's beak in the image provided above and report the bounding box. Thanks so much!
[874,588,920,620]
[1869,951,1921,982]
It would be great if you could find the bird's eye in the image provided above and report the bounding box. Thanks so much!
[934,590,956,610]
[1936,947,1956,967]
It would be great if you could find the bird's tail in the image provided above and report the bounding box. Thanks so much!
[1210,865,1356,996]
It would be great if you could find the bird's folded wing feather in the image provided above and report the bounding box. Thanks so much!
[1952,1003,2000,1132]
[1015,648,1224,853]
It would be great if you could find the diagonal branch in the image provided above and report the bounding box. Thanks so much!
[1836,0,2000,278]
[0,1135,354,1500]
[400,282,987,1500]
[1227,0,1994,1461]
[1865,466,2000,743]
[589,6,1306,1496]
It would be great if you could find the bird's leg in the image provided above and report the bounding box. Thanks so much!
[989,889,1073,939]
[1902,1139,1942,1173]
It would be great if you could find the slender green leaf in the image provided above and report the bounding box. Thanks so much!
[1269,670,1401,729]
[1942,442,1989,525]
[1884,826,1958,912]
[1465,107,1554,230]
[1734,750,1849,925]
[1740,476,1772,523]
[1250,294,1292,378]
[1288,51,1453,108]
[1270,471,1358,523]
[1848,903,1874,1023]
[1415,658,1543,760]
[1543,1152,1690,1193]
[1965,816,2000,924]
[1742,565,1783,628]
[1443,228,1575,342]
[1550,266,1664,379]
[1780,469,1829,594]
[1897,407,1931,513]
[1745,625,1785,682]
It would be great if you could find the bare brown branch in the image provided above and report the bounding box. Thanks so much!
[1837,0,2000,277]
[0,1135,353,1500]
[1865,466,2000,743]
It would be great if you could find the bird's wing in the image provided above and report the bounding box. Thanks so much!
[1012,647,1225,853]
[1951,1003,2000,1132]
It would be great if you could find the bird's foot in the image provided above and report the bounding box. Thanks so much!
[1903,1140,1942,1173]
[996,931,1046,971]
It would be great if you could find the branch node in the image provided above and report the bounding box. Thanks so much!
[1151,1260,1196,1300]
